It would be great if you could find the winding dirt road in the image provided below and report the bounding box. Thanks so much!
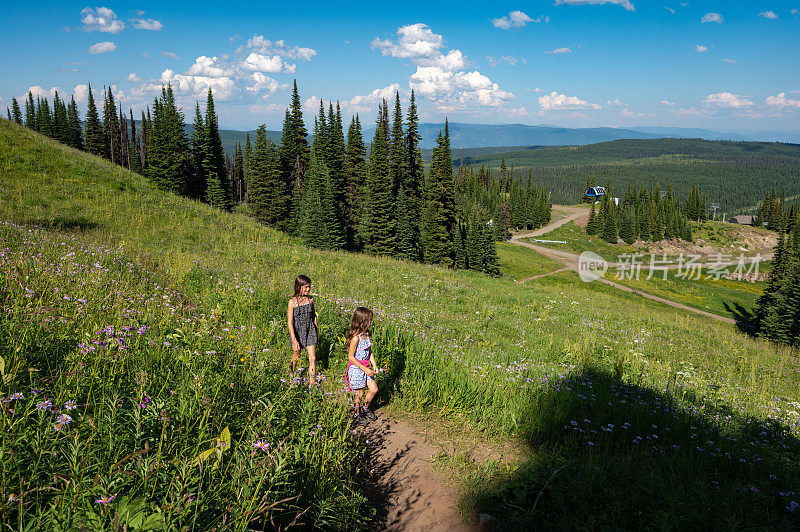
[509,206,761,327]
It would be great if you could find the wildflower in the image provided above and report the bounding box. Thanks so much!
[10,393,24,400]
[36,400,53,410]
[64,400,77,410]
[53,422,65,431]
[253,440,270,451]
[94,495,116,504]
[8,494,19,503]
[56,413,72,425]
[32,388,42,395]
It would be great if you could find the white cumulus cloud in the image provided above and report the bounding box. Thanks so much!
[81,7,124,34]
[240,52,295,73]
[74,84,89,104]
[545,47,572,54]
[766,92,800,108]
[703,92,753,108]
[554,0,635,11]
[696,44,708,52]
[372,23,512,112]
[187,56,235,77]
[162,51,179,59]
[159,68,236,100]
[759,11,778,19]
[127,73,142,82]
[246,73,287,95]
[660,99,675,106]
[701,12,723,23]
[241,35,317,62]
[344,83,403,113]
[538,91,601,110]
[88,41,116,54]
[131,18,163,30]
[492,11,545,30]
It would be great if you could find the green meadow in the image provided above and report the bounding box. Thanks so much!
[1,120,798,529]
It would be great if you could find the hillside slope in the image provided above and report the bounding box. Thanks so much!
[1,119,798,529]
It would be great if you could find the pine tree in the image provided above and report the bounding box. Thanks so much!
[300,151,344,250]
[66,96,83,150]
[388,92,406,200]
[233,142,245,204]
[84,85,104,157]
[601,201,619,243]
[328,102,347,231]
[421,120,456,266]
[619,208,636,244]
[52,91,69,144]
[102,87,121,163]
[24,92,37,130]
[586,203,599,235]
[11,97,22,125]
[146,84,192,195]
[250,124,290,228]
[404,90,424,259]
[129,109,140,173]
[361,100,395,255]
[480,216,501,276]
[36,98,52,138]
[203,89,230,210]
[394,185,416,260]
[345,115,367,249]
[189,102,208,200]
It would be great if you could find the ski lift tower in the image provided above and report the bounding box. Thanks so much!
[709,202,720,221]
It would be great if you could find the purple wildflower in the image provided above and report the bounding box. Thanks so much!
[10,393,24,400]
[64,400,77,410]
[36,400,52,411]
[94,494,116,504]
[253,440,270,451]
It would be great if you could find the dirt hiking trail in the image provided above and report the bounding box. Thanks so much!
[365,411,471,531]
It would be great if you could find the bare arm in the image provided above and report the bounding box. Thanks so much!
[369,352,378,374]
[312,299,318,328]
[287,299,299,348]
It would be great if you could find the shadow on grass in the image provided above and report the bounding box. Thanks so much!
[722,301,758,336]
[26,216,100,232]
[465,368,800,530]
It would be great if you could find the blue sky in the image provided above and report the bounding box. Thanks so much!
[1,1,799,131]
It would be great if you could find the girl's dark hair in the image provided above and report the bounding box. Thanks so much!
[348,307,373,342]
[293,275,312,299]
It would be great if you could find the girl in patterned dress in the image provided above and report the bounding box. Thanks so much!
[345,307,379,422]
[287,275,318,387]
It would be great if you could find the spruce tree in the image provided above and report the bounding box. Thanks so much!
[250,124,290,228]
[404,90,424,259]
[234,142,245,204]
[84,85,104,157]
[52,91,69,144]
[11,97,22,125]
[102,87,121,163]
[361,100,395,255]
[345,115,367,249]
[36,98,52,138]
[189,102,208,200]
[203,89,230,210]
[146,84,191,195]
[300,151,344,249]
[129,109,140,173]
[480,217,501,276]
[586,203,599,235]
[394,185,416,260]
[601,201,619,243]
[66,96,83,150]
[421,120,456,266]
[388,92,406,200]
[25,92,37,130]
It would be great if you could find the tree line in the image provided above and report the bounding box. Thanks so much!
[754,188,798,231]
[584,180,694,244]
[7,82,553,276]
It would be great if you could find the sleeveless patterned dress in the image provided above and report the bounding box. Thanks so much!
[346,335,373,390]
[292,298,317,349]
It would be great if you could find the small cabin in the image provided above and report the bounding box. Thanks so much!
[584,186,606,203]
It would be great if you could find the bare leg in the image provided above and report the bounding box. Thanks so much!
[290,350,301,375]
[306,345,316,387]
[354,389,364,411]
[364,379,378,408]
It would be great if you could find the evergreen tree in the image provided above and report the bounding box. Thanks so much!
[421,120,456,266]
[189,102,208,200]
[102,87,121,163]
[388,92,406,200]
[586,203,600,235]
[250,124,290,228]
[11,97,22,125]
[146,84,192,195]
[480,215,501,276]
[129,109,140,173]
[345,115,367,249]
[203,88,230,210]
[24,92,37,130]
[233,142,245,204]
[84,85,104,157]
[66,96,83,150]
[619,208,636,244]
[394,185,416,260]
[601,201,619,243]
[300,151,344,250]
[361,100,395,255]
[36,98,52,138]
[52,91,69,144]
[404,90,424,259]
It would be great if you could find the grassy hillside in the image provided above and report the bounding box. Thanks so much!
[1,119,798,529]
[465,138,800,213]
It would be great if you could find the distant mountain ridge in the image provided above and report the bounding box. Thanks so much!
[214,123,800,154]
